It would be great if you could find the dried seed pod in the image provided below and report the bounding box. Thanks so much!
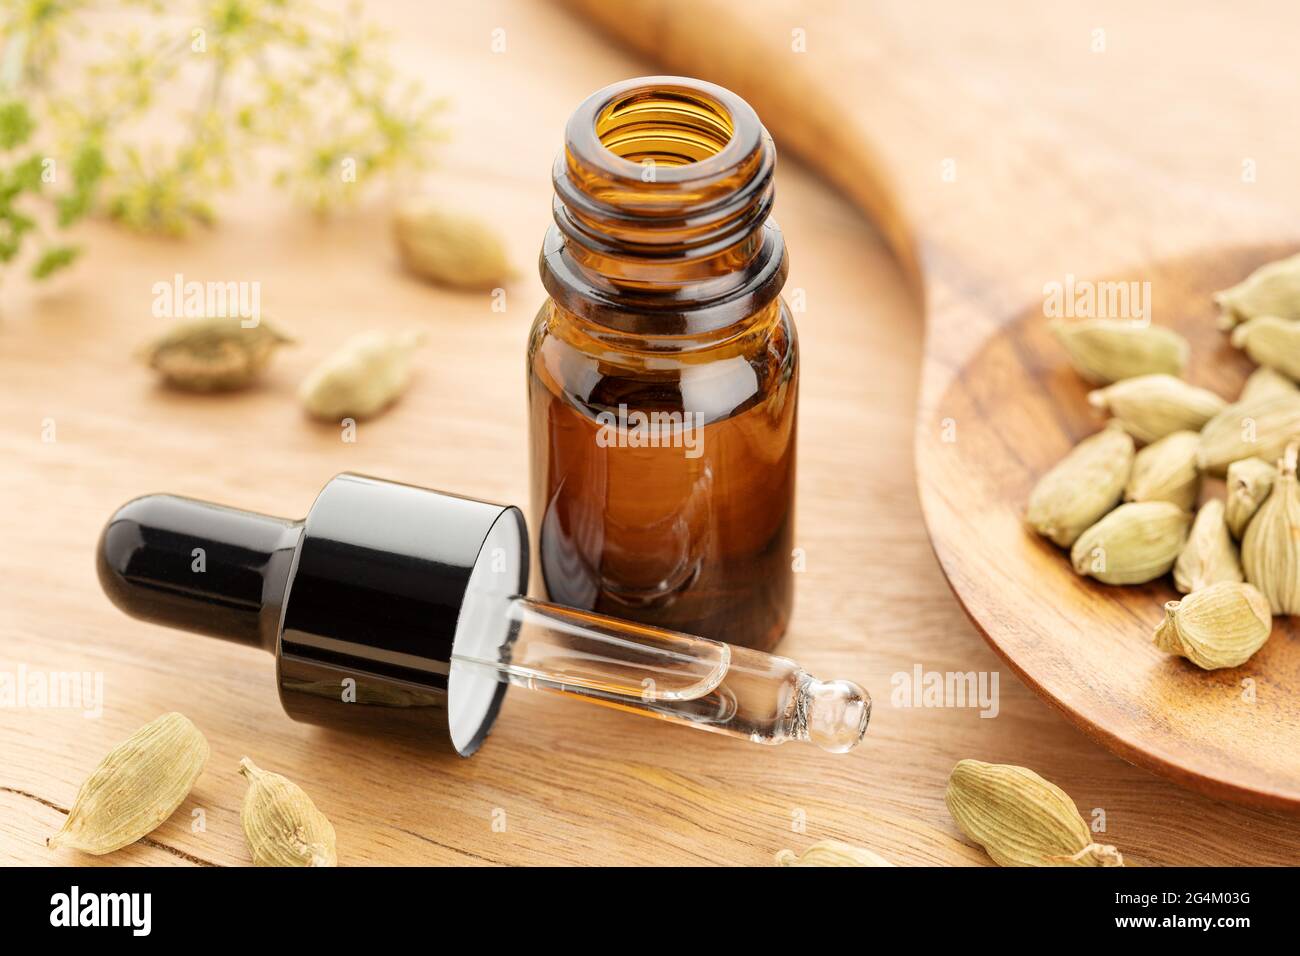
[298,330,424,421]
[1238,366,1298,404]
[1231,316,1300,381]
[775,839,894,867]
[1027,423,1135,547]
[48,713,209,855]
[239,758,337,867]
[1049,319,1189,385]
[393,202,514,290]
[1173,500,1242,593]
[1215,252,1300,329]
[1125,430,1201,511]
[1241,441,1300,614]
[142,317,292,391]
[1087,374,1226,444]
[1196,391,1300,476]
[946,760,1123,867]
[1070,501,1190,585]
[1224,457,1276,539]
[1153,582,1272,670]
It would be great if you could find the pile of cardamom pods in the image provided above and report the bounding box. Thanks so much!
[1029,252,1300,669]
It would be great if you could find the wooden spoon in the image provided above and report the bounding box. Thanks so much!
[559,0,1300,809]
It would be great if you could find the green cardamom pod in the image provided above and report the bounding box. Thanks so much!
[1196,391,1300,476]
[1215,252,1300,329]
[142,317,293,391]
[1049,319,1188,385]
[1125,430,1201,511]
[946,760,1123,867]
[48,713,209,855]
[393,202,514,290]
[1241,441,1300,614]
[1230,316,1300,381]
[1027,423,1134,547]
[1173,499,1242,593]
[1087,374,1226,444]
[239,758,337,867]
[1224,457,1275,539]
[1238,366,1297,403]
[1070,501,1191,585]
[298,330,424,421]
[1153,582,1272,670]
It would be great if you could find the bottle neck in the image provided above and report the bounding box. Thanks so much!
[541,76,788,336]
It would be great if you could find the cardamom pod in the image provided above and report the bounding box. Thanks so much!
[1173,499,1242,593]
[393,202,513,290]
[1196,391,1300,476]
[48,712,209,855]
[298,330,424,421]
[946,760,1123,867]
[1215,252,1300,329]
[775,839,894,867]
[1070,501,1190,585]
[1125,430,1201,511]
[142,317,292,391]
[1049,319,1189,385]
[1224,457,1275,539]
[239,757,337,867]
[1241,441,1300,614]
[1231,316,1300,381]
[1087,374,1226,444]
[1027,423,1134,547]
[1153,581,1272,670]
[1239,366,1297,403]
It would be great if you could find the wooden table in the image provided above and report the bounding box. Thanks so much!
[2,0,1297,866]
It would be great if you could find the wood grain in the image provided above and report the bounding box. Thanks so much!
[562,0,1300,816]
[3,0,1299,867]
[925,247,1300,809]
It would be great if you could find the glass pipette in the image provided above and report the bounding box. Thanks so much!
[450,596,871,752]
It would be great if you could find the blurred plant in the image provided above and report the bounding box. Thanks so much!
[0,0,444,281]
[1,1,102,280]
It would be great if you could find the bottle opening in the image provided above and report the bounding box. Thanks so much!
[544,76,788,333]
[595,88,734,167]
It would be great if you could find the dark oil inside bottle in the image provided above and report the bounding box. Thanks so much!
[533,77,796,652]
[529,299,797,652]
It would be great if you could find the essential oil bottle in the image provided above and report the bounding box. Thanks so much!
[529,76,796,651]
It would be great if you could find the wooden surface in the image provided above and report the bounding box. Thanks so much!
[3,0,1299,867]
[928,248,1300,809]
[567,2,1300,827]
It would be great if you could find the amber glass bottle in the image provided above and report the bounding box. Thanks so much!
[528,76,796,652]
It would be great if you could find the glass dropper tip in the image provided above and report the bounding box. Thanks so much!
[803,677,872,753]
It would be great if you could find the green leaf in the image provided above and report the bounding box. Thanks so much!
[2,209,37,238]
[0,102,35,150]
[11,154,47,192]
[55,190,90,227]
[71,142,106,189]
[31,245,81,279]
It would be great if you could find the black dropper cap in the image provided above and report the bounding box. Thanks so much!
[97,473,528,756]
